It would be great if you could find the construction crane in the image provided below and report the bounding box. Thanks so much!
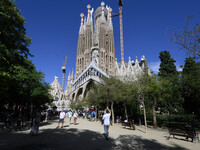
[119,0,124,62]
[62,56,67,91]
[111,0,124,62]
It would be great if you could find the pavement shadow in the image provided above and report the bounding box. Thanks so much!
[0,120,55,132]
[0,128,114,150]
[114,134,187,150]
[0,128,189,150]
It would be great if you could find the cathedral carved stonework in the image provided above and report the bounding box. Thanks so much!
[75,2,115,78]
[91,46,99,67]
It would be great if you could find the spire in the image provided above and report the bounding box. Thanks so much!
[67,71,70,81]
[83,16,86,31]
[90,7,94,46]
[107,7,113,31]
[86,4,94,46]
[141,55,145,61]
[115,58,119,70]
[90,8,94,24]
[86,4,91,24]
[135,56,138,63]
[101,2,106,23]
[54,76,58,81]
[86,4,94,25]
[71,69,74,80]
[79,13,84,34]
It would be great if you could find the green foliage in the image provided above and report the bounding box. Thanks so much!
[0,0,52,110]
[158,51,183,114]
[84,82,107,109]
[70,99,85,110]
[146,113,196,128]
[0,0,31,58]
[136,74,161,128]
[158,51,179,78]
[181,57,200,115]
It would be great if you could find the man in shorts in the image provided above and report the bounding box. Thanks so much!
[102,107,111,140]
[57,110,65,128]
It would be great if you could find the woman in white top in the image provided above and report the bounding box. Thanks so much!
[73,111,78,125]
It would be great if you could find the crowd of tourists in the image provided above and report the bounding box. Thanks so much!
[56,110,79,128]
[56,107,112,140]
[1,107,113,140]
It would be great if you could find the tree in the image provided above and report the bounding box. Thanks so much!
[158,51,179,78]
[143,74,160,128]
[181,57,200,115]
[0,1,52,114]
[0,0,32,67]
[85,77,128,124]
[158,51,183,114]
[171,16,200,59]
[0,0,32,105]
[133,75,148,132]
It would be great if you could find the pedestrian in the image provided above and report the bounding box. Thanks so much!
[16,111,22,131]
[56,110,65,128]
[73,111,78,125]
[4,111,11,129]
[102,107,111,140]
[68,110,72,125]
[45,110,49,122]
[82,111,85,119]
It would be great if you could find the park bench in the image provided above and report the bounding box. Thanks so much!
[121,120,135,130]
[167,128,199,142]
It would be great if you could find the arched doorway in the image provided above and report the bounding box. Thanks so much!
[83,80,94,98]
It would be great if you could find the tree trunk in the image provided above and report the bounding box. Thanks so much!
[30,103,33,126]
[111,101,114,125]
[124,103,128,120]
[152,97,157,128]
[143,101,147,133]
[139,107,141,126]
[95,106,97,121]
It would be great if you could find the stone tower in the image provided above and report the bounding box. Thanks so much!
[75,2,116,78]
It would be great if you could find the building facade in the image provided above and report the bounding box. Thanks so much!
[50,2,151,110]
[75,3,115,78]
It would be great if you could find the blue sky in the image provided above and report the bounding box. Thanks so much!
[16,0,200,87]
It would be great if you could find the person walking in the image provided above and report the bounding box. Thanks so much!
[82,111,85,119]
[68,110,72,125]
[56,110,65,128]
[102,107,111,140]
[73,111,78,125]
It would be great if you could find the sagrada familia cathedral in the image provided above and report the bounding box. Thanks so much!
[50,2,151,110]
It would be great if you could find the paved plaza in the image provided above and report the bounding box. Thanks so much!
[0,118,199,150]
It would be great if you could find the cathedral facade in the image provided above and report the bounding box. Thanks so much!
[50,2,150,110]
[75,3,115,78]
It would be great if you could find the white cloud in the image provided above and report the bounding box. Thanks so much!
[175,63,183,72]
[148,61,160,74]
